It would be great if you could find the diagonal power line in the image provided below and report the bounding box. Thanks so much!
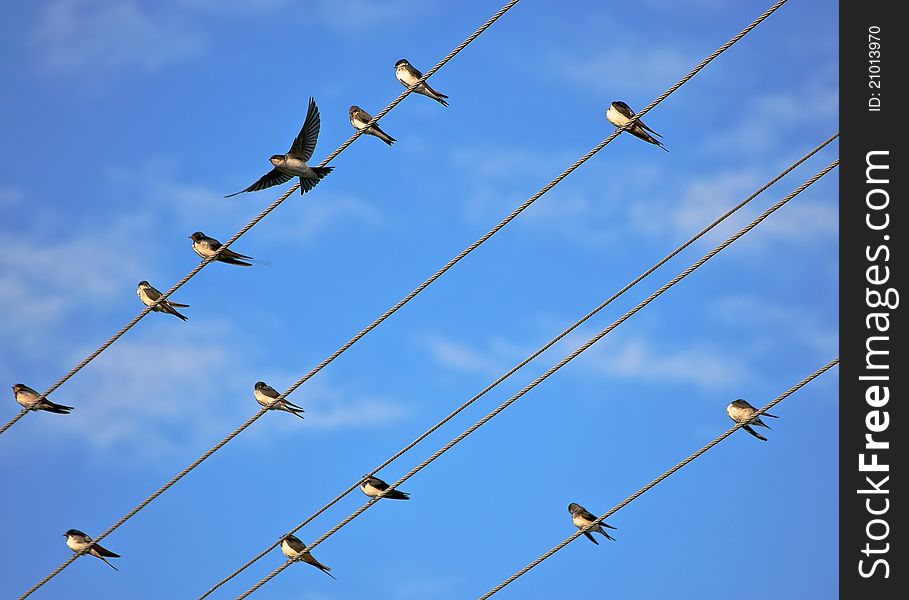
[198,131,837,599]
[480,357,840,598]
[235,158,838,599]
[0,0,524,439]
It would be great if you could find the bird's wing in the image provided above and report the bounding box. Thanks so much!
[638,120,662,137]
[579,508,599,521]
[94,544,120,558]
[144,286,162,302]
[582,531,600,545]
[742,424,768,441]
[406,64,424,79]
[290,97,321,161]
[613,102,636,119]
[368,478,389,491]
[260,385,281,399]
[355,108,373,124]
[225,168,293,197]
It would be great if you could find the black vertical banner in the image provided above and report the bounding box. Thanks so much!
[840,0,904,597]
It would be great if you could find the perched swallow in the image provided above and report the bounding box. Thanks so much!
[349,105,396,146]
[280,534,336,579]
[606,101,668,151]
[254,381,304,419]
[726,399,778,441]
[360,475,410,500]
[12,384,72,414]
[226,97,333,197]
[137,281,189,321]
[568,502,617,545]
[189,232,256,266]
[395,59,449,106]
[64,529,120,571]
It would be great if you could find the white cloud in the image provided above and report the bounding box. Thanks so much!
[711,295,838,356]
[423,334,528,376]
[28,0,431,83]
[578,337,753,390]
[424,329,750,391]
[312,0,427,33]
[102,160,384,242]
[0,221,144,346]
[544,43,695,97]
[757,199,838,243]
[265,192,385,243]
[698,87,839,158]
[23,324,409,463]
[30,0,203,80]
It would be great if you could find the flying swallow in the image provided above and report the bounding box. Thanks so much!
[12,384,73,414]
[395,59,449,106]
[726,399,778,441]
[189,232,256,266]
[605,101,668,151]
[280,534,336,579]
[360,475,410,500]
[226,97,334,197]
[254,381,304,419]
[349,105,396,146]
[64,529,120,571]
[137,281,189,321]
[568,502,617,545]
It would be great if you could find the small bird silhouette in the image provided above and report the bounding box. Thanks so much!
[226,97,333,197]
[64,529,120,571]
[189,232,257,266]
[254,381,304,419]
[349,105,396,146]
[360,475,410,500]
[12,384,72,414]
[280,534,336,579]
[726,399,778,441]
[395,59,449,106]
[568,502,617,544]
[606,101,668,151]
[137,281,189,321]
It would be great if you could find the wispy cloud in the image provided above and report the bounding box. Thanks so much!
[20,322,409,464]
[711,295,838,357]
[697,87,839,159]
[253,377,409,434]
[423,329,751,392]
[544,43,695,97]
[0,219,144,348]
[30,0,203,81]
[103,159,384,242]
[28,0,430,85]
[312,0,427,33]
[578,336,753,390]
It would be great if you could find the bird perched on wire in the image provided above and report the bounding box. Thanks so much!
[226,97,334,197]
[189,232,258,267]
[349,105,396,146]
[64,529,120,571]
[253,381,304,419]
[395,59,449,106]
[280,534,336,579]
[12,384,73,414]
[136,281,189,321]
[360,475,410,500]
[568,502,617,544]
[726,399,778,441]
[605,100,668,151]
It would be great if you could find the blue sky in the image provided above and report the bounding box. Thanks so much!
[0,1,838,598]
